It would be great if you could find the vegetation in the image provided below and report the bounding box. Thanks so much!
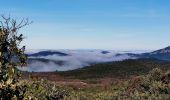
[18,68,170,100]
[0,15,31,99]
[126,68,170,99]
[60,58,170,79]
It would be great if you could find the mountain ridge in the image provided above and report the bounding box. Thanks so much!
[24,46,170,72]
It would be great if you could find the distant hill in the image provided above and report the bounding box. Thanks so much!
[114,46,170,61]
[101,51,110,54]
[140,46,170,60]
[25,46,170,72]
[28,51,69,57]
[27,46,170,61]
[152,46,170,54]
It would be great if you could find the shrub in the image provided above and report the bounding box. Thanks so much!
[127,68,170,100]
[0,15,31,99]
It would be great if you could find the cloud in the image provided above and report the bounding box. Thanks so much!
[18,50,137,72]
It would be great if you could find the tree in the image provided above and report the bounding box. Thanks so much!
[0,15,31,99]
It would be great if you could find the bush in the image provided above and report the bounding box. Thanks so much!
[127,68,170,100]
[0,15,31,99]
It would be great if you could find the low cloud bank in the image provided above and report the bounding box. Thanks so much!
[18,50,137,72]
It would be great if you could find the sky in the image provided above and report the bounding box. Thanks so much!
[0,0,170,50]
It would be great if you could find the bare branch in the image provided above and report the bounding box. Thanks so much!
[16,18,32,29]
[16,18,24,28]
[0,15,32,33]
[0,21,4,28]
[1,15,11,30]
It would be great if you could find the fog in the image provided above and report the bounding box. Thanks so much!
[18,50,138,72]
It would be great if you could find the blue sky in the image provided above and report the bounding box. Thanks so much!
[1,0,170,50]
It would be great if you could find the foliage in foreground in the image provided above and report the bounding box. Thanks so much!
[0,16,30,99]
[17,68,170,100]
[126,68,170,100]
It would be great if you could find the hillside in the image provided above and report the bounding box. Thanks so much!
[20,66,170,100]
[141,46,170,60]
[59,58,170,79]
